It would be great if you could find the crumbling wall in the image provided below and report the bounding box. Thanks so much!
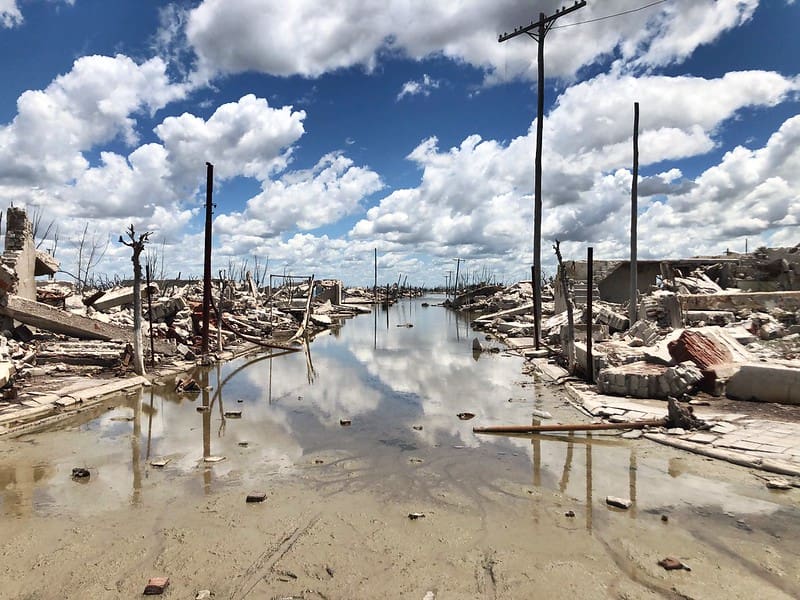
[2,207,37,301]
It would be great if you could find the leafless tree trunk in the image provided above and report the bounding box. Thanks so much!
[554,239,576,373]
[120,225,151,375]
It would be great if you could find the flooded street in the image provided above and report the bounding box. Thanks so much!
[1,297,799,599]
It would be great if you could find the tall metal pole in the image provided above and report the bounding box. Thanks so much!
[202,162,214,356]
[499,1,587,351]
[630,103,639,326]
[373,248,378,302]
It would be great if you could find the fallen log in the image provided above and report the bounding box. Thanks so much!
[473,419,665,435]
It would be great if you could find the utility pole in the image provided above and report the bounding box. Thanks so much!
[454,258,462,299]
[202,162,214,357]
[630,102,639,326]
[499,0,587,350]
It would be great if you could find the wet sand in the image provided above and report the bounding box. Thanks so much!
[1,428,799,600]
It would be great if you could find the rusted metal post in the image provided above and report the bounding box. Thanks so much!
[202,162,214,356]
[586,246,593,383]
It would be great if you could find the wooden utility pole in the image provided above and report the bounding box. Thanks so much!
[630,102,639,325]
[499,1,587,350]
[202,162,214,356]
[454,258,462,299]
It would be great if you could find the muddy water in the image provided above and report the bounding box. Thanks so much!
[1,297,799,599]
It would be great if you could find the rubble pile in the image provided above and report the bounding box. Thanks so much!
[465,246,800,406]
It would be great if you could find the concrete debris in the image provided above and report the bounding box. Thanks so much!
[605,496,632,509]
[454,245,800,408]
[597,361,702,399]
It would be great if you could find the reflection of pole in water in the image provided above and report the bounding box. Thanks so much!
[585,433,593,531]
[145,386,155,461]
[303,339,316,384]
[268,349,274,404]
[531,418,541,487]
[131,391,142,506]
[373,305,377,349]
[559,433,574,493]
[201,369,212,494]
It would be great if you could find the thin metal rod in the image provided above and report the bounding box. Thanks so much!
[473,419,665,434]
[202,162,214,355]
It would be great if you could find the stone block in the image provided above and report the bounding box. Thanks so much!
[726,363,800,405]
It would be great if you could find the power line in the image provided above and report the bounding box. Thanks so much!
[552,0,669,29]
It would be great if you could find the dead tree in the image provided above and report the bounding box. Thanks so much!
[120,225,151,375]
[553,239,576,373]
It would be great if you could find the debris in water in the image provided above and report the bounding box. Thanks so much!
[421,303,429,307]
[457,412,476,420]
[409,457,424,464]
[246,492,267,503]
[237,441,249,448]
[658,557,690,571]
[765,478,792,490]
[224,410,242,418]
[661,514,669,523]
[314,459,324,464]
[71,467,90,480]
[412,425,423,431]
[531,409,552,419]
[236,398,243,403]
[396,323,414,328]
[565,510,576,518]
[196,405,210,412]
[175,377,201,393]
[143,577,170,595]
[605,496,632,509]
[109,416,134,422]
[408,512,425,520]
[150,458,171,468]
[195,591,212,600]
[204,456,226,463]
[339,418,352,426]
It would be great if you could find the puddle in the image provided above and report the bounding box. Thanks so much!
[0,297,796,533]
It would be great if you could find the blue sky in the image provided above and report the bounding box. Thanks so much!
[0,0,798,287]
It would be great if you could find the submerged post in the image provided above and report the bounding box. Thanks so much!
[202,162,214,356]
[629,102,639,326]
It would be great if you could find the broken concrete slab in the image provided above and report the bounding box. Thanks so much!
[726,363,800,405]
[0,295,174,355]
[91,284,159,312]
[679,291,800,313]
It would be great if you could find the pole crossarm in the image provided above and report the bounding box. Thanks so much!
[498,1,586,42]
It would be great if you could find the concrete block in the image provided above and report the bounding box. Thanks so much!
[726,363,800,405]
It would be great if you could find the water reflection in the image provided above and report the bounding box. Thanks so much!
[0,296,794,530]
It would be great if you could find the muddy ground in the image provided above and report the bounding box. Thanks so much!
[1,423,799,600]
